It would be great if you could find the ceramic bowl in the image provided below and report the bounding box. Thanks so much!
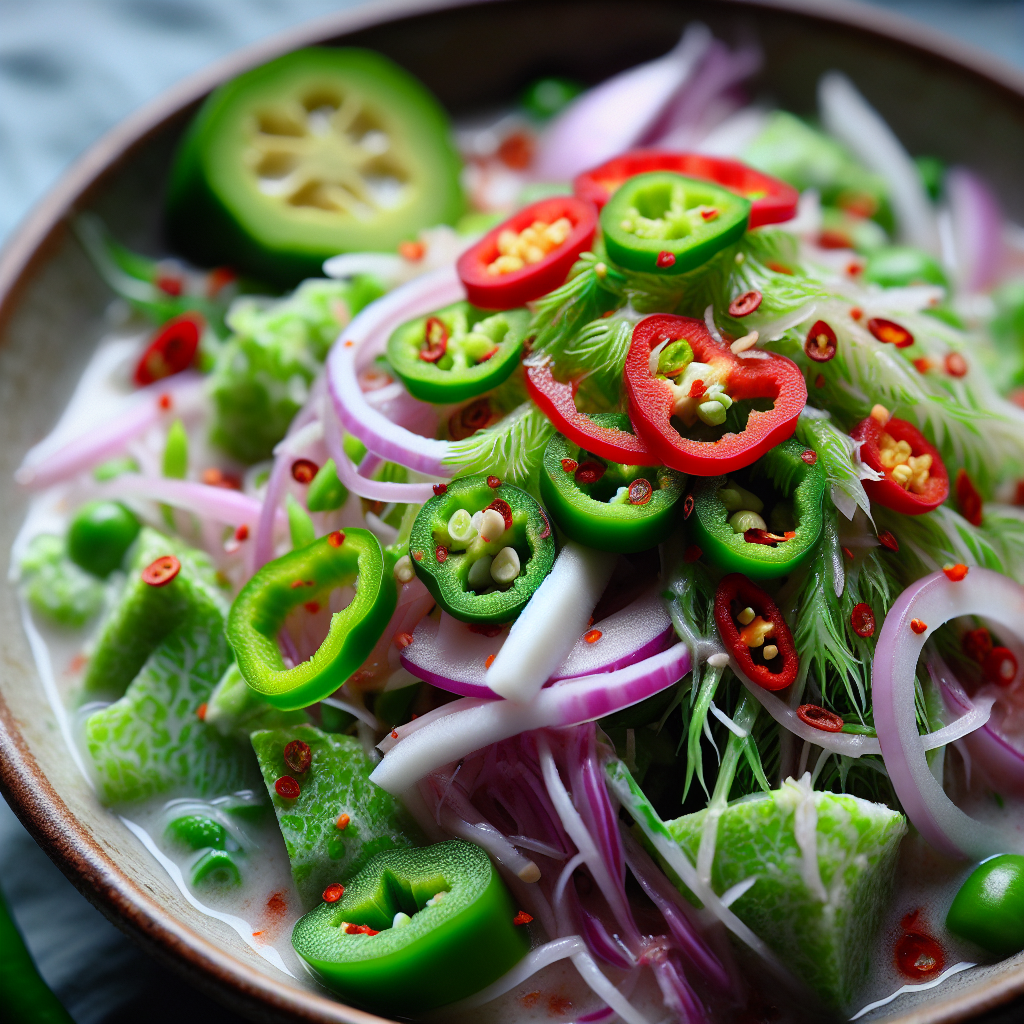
[2,1,1024,1021]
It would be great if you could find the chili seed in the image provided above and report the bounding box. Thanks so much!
[436,545,449,564]
[985,647,1018,686]
[328,531,345,548]
[737,606,755,626]
[291,458,318,484]
[911,619,928,635]
[142,555,180,587]
[868,317,914,348]
[878,530,899,552]
[433,483,448,496]
[561,458,578,473]
[656,251,676,269]
[762,644,779,660]
[943,563,969,582]
[196,702,207,721]
[797,704,844,732]
[283,740,312,774]
[850,307,863,321]
[728,291,762,317]
[851,603,875,638]
[275,775,301,799]
[487,475,501,488]
[322,883,345,903]
[235,524,249,541]
[485,654,496,669]
[627,478,653,505]
[335,813,350,830]
[513,911,534,926]
[804,321,837,362]
[584,629,602,644]
[800,449,818,465]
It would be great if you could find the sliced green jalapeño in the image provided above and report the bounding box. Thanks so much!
[687,438,825,580]
[227,529,395,710]
[292,840,528,1014]
[410,473,555,625]
[386,301,529,404]
[600,171,750,274]
[540,414,685,552]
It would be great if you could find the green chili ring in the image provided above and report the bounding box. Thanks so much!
[687,439,825,580]
[410,473,555,625]
[539,415,685,553]
[227,529,396,710]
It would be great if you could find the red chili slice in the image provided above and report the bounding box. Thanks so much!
[800,450,818,465]
[322,883,345,903]
[573,151,798,228]
[420,317,448,362]
[433,483,448,496]
[283,740,312,774]
[275,775,301,799]
[561,458,578,474]
[728,291,762,317]
[574,460,606,485]
[955,469,983,526]
[624,315,807,475]
[851,415,949,515]
[525,359,660,466]
[945,353,968,378]
[436,545,449,564]
[804,321,837,363]
[133,313,203,386]
[142,555,180,587]
[868,318,914,348]
[895,930,944,979]
[984,646,1018,686]
[457,196,597,310]
[851,603,876,638]
[714,573,798,691]
[797,704,844,732]
[485,498,514,530]
[291,458,318,484]
[627,478,653,505]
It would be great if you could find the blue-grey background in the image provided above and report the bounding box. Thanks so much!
[1,1,1022,1021]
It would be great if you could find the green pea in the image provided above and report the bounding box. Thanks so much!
[946,854,1024,957]
[307,459,348,512]
[191,849,241,887]
[166,814,229,851]
[67,501,140,577]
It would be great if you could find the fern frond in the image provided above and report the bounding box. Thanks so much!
[795,410,873,522]
[443,402,554,487]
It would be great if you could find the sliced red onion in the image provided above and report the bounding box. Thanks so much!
[371,644,691,794]
[487,545,619,703]
[17,372,204,489]
[326,267,462,475]
[533,25,712,181]
[873,568,1024,859]
[946,167,1006,293]
[818,72,938,255]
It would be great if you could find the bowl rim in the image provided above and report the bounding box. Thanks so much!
[2,1,1024,1021]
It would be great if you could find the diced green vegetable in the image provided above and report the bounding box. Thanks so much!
[204,662,311,741]
[18,534,105,628]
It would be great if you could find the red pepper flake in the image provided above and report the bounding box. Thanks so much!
[868,317,914,348]
[328,530,345,548]
[485,654,496,669]
[156,272,183,296]
[469,622,505,637]
[234,524,249,542]
[878,530,899,552]
[683,544,702,563]
[956,469,983,526]
[344,923,379,936]
[804,321,837,363]
[814,373,826,389]
[945,353,968,378]
[847,261,863,277]
[728,291,762,317]
[336,813,350,830]
[548,995,573,1016]
[851,603,876,638]
[538,507,552,540]
[521,992,541,1009]
[196,702,208,721]
[895,927,944,980]
[574,460,606,485]
[842,546,854,561]
[157,392,172,411]
[142,555,180,587]
[584,629,602,644]
[796,704,844,733]
[513,911,533,926]
[275,775,301,800]
[700,208,719,221]
[394,632,414,650]
[497,131,534,170]
[656,251,676,269]
[485,498,514,530]
[420,317,448,363]
[850,307,863,321]
[766,261,793,275]
[398,240,425,262]
[985,646,1018,686]
[910,618,928,635]
[800,449,818,465]
[818,228,852,249]
[135,315,203,385]
[913,358,932,374]
[487,475,501,488]
[627,477,653,505]
[683,494,694,519]
[291,458,318,484]
[743,528,790,547]
[963,627,993,663]
[432,483,448,496]
[412,550,424,561]
[942,563,969,582]
[303,601,320,614]
[283,740,312,774]
[390,729,399,740]
[435,545,449,564]
[688,378,707,399]
[561,458,578,474]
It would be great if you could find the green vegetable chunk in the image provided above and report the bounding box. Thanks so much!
[251,725,419,908]
[191,849,242,887]
[18,534,105,628]
[82,528,226,699]
[307,459,348,512]
[167,814,231,851]
[67,500,140,578]
[946,854,1024,958]
[205,662,311,741]
[665,782,906,1010]
[292,840,528,1014]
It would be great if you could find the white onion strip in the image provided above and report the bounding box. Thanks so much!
[326,266,463,475]
[371,644,692,794]
[873,568,1024,859]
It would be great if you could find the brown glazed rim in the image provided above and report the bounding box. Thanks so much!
[1,1,1024,1021]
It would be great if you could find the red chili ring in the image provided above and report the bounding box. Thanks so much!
[322,882,345,903]
[851,602,876,638]
[728,291,762,317]
[984,646,1018,686]
[142,555,180,587]
[275,775,301,800]
[796,704,844,733]
[283,739,312,774]
[420,316,448,362]
[574,460,606,485]
[291,458,319,484]
[627,477,653,505]
[804,320,837,363]
[436,545,449,564]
